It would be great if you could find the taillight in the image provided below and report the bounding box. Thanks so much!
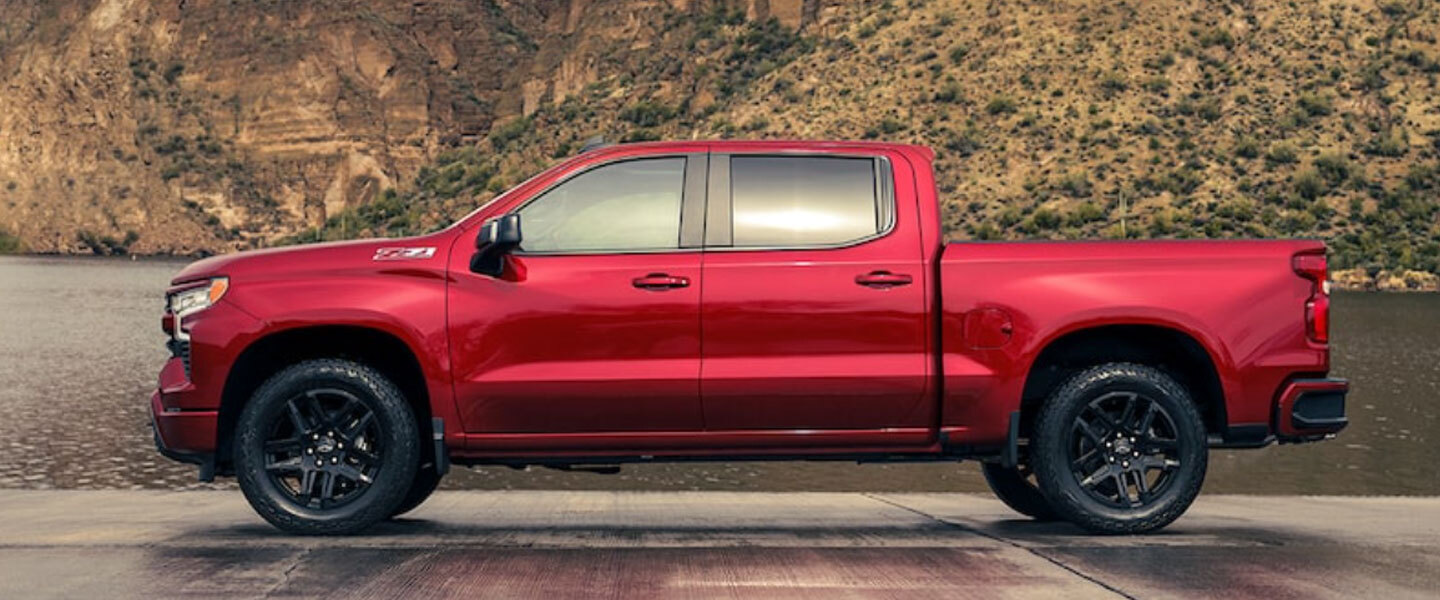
[1293,252,1329,343]
[1305,294,1329,343]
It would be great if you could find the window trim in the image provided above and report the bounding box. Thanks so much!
[508,153,708,256]
[706,153,897,252]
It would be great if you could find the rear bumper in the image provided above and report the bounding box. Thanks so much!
[1275,378,1349,439]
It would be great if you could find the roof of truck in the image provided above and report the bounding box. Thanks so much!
[580,139,935,160]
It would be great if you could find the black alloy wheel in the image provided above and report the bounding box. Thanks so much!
[1067,391,1183,508]
[262,388,383,510]
[235,359,418,535]
[1031,363,1207,534]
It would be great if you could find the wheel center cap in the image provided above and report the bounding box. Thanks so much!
[1113,439,1132,455]
[315,439,335,454]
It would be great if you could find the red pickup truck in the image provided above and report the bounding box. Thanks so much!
[153,140,1347,535]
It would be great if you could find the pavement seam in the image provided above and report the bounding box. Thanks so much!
[861,493,1137,600]
[262,546,314,598]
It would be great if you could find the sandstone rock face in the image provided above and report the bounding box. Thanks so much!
[0,0,786,254]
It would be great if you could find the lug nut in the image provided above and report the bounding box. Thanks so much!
[1133,451,1140,457]
[336,442,343,449]
[1122,461,1130,468]
[1105,441,1112,448]
[306,448,313,455]
[331,456,339,464]
[312,433,320,440]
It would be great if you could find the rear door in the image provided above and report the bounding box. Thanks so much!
[699,153,931,431]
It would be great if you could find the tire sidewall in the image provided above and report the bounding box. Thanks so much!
[1033,364,1208,532]
[235,360,419,533]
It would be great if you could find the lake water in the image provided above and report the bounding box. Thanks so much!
[0,255,1435,494]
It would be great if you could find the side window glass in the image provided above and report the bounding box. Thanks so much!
[518,157,686,252]
[730,156,884,247]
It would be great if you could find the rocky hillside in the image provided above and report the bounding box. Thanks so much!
[1,0,1437,285]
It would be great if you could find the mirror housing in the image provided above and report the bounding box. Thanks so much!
[470,213,522,277]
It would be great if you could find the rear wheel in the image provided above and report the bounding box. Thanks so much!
[235,359,419,535]
[1031,363,1207,534]
[981,460,1058,521]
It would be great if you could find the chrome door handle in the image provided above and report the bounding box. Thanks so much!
[855,271,913,288]
[632,273,690,290]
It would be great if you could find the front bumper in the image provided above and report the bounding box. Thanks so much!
[1275,378,1349,439]
[150,359,219,480]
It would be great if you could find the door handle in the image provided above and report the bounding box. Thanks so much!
[632,273,690,290]
[855,271,913,288]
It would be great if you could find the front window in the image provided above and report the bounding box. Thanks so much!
[517,157,687,253]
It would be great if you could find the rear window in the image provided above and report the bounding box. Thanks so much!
[730,156,888,247]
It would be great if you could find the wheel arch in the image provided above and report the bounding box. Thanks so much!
[216,324,434,474]
[1019,323,1228,437]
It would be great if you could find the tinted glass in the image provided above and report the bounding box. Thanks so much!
[518,157,686,252]
[730,156,881,247]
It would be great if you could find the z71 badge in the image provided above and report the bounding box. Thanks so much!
[372,247,436,261]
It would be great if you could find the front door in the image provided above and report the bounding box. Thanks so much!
[700,153,931,432]
[448,154,708,433]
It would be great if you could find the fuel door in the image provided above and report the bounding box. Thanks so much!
[964,308,1014,350]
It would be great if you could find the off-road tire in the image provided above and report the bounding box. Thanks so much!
[235,359,419,535]
[390,468,443,518]
[981,461,1059,521]
[1031,363,1207,534]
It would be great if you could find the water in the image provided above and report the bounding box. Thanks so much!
[0,255,1435,494]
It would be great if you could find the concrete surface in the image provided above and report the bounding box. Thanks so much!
[0,491,1436,599]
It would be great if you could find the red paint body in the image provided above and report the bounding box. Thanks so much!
[151,141,1345,474]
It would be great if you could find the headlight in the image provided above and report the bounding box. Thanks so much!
[170,277,229,316]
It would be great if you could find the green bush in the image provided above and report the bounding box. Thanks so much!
[0,228,24,253]
[619,101,676,127]
[933,81,962,103]
[1266,143,1299,165]
[1297,93,1333,117]
[1314,152,1351,185]
[1197,28,1235,49]
[489,117,531,152]
[1030,207,1062,230]
[877,117,906,134]
[1099,73,1128,95]
[1366,129,1408,157]
[1056,172,1093,198]
[986,95,1018,115]
[942,126,983,157]
[1294,169,1327,200]
[948,44,969,64]
[1234,137,1261,159]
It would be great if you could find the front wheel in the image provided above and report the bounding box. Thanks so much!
[390,468,442,518]
[1031,363,1207,534]
[980,461,1058,521]
[234,359,419,535]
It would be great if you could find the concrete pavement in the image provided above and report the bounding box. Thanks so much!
[0,490,1436,598]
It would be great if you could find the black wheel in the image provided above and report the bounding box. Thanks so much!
[1031,363,1207,534]
[235,359,419,535]
[390,468,442,518]
[981,460,1058,521]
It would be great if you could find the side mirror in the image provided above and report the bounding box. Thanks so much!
[470,213,522,277]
